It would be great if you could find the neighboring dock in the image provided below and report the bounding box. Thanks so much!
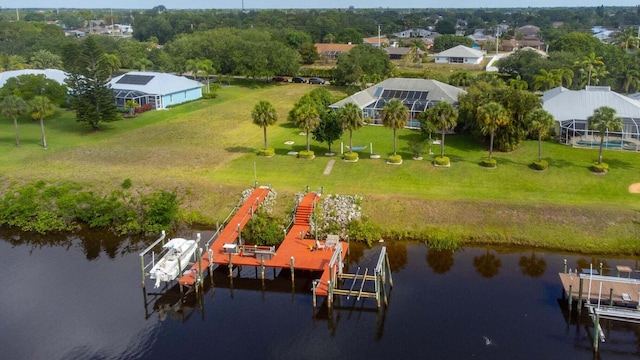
[558,261,640,353]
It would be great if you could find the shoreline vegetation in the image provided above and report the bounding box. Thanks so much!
[1,80,639,256]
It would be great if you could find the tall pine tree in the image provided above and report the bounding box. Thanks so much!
[64,36,120,131]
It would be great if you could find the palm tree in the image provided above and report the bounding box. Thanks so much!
[573,52,604,87]
[251,100,278,150]
[291,103,320,152]
[337,102,363,154]
[124,99,140,116]
[526,108,555,162]
[98,53,121,79]
[590,66,609,86]
[0,95,29,146]
[613,27,640,51]
[587,106,623,165]
[623,69,640,94]
[449,71,473,90]
[476,101,510,160]
[424,101,458,158]
[28,95,55,149]
[508,75,528,90]
[29,49,63,69]
[381,99,409,156]
[533,69,561,91]
[552,68,574,89]
[0,54,26,71]
[195,59,215,93]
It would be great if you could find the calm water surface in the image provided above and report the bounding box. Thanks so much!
[1,229,639,360]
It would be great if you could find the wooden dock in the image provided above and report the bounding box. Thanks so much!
[558,272,640,307]
[178,189,348,296]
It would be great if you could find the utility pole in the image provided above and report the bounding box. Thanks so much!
[16,8,19,21]
[378,24,381,47]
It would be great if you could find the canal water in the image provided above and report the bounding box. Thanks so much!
[1,228,638,360]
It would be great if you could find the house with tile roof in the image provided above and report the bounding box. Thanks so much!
[330,78,466,128]
[315,43,356,61]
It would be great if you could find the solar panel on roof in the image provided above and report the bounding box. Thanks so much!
[116,74,155,85]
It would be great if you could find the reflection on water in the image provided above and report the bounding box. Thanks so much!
[1,229,640,360]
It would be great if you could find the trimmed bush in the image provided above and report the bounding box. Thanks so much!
[388,154,402,164]
[530,160,548,170]
[434,156,450,166]
[480,158,497,168]
[257,148,275,157]
[343,152,359,161]
[297,150,315,159]
[590,162,609,173]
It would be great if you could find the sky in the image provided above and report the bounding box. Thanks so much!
[0,0,639,9]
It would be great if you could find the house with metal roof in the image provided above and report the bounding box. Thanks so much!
[0,69,68,88]
[109,71,203,110]
[543,86,640,149]
[435,45,484,64]
[330,78,466,128]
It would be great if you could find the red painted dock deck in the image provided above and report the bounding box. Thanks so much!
[179,190,348,297]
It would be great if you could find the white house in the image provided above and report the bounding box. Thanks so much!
[543,86,640,148]
[109,71,203,110]
[0,69,68,87]
[435,45,484,64]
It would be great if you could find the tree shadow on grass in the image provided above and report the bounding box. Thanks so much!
[603,158,636,170]
[226,146,254,153]
[547,158,577,170]
[234,78,279,89]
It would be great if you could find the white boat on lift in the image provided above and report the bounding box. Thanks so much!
[149,234,200,288]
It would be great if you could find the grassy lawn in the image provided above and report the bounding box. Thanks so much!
[1,81,639,254]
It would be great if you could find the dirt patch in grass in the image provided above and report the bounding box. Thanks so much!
[629,183,640,193]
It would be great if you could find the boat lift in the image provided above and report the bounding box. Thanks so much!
[313,245,393,309]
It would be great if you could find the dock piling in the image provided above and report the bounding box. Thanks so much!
[593,313,600,352]
[609,288,613,306]
[578,278,584,314]
[564,259,567,273]
[290,256,295,283]
[568,285,572,307]
[228,252,233,277]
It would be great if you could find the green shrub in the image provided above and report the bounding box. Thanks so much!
[241,210,283,246]
[0,181,183,235]
[590,162,609,173]
[480,158,497,168]
[298,150,315,159]
[141,189,181,235]
[531,160,548,170]
[434,156,450,166]
[257,148,275,157]
[388,154,402,163]
[343,152,359,161]
[347,219,382,246]
[121,178,132,189]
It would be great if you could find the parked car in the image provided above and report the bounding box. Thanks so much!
[292,76,307,83]
[309,77,326,84]
[272,76,288,82]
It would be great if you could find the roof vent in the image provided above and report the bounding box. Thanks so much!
[585,86,610,92]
